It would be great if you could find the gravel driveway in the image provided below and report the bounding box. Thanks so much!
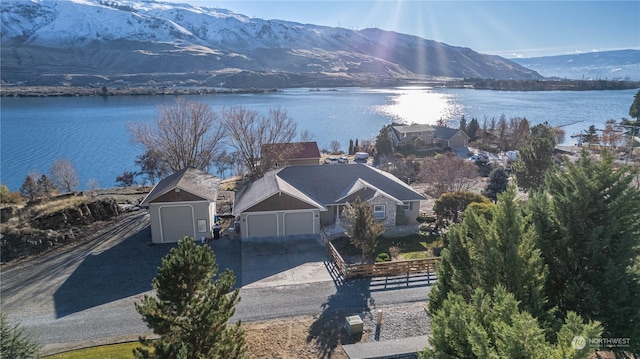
[2,210,433,356]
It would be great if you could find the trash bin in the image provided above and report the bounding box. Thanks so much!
[213,223,221,240]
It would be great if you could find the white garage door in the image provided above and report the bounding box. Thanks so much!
[246,213,278,238]
[284,211,314,235]
[160,205,194,243]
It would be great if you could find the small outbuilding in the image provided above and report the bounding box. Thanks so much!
[141,168,220,243]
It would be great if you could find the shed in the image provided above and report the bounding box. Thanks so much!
[141,168,220,243]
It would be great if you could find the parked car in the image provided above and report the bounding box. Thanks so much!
[469,153,488,162]
[324,156,338,164]
[338,157,349,164]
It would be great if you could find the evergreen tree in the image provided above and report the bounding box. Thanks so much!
[483,168,509,202]
[19,175,39,201]
[426,186,602,358]
[0,311,40,359]
[134,237,246,359]
[375,125,393,156]
[355,138,359,152]
[467,118,479,141]
[459,115,467,133]
[529,151,640,354]
[37,174,56,197]
[429,186,548,321]
[341,196,385,261]
[629,89,640,120]
[579,125,600,147]
[348,139,354,155]
[512,122,556,192]
[423,287,601,359]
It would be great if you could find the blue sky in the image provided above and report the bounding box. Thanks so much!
[182,1,639,58]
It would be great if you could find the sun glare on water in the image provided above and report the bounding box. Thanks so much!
[375,87,463,126]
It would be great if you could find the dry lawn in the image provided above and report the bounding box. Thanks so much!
[244,314,359,359]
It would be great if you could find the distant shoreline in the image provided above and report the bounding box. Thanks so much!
[1,79,638,97]
[0,86,280,97]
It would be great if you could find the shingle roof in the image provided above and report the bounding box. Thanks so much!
[141,168,220,205]
[233,164,425,215]
[392,124,435,134]
[261,141,321,160]
[433,126,469,140]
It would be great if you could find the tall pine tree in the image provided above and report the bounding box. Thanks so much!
[513,122,556,192]
[426,186,602,358]
[134,237,246,359]
[529,151,640,354]
[429,186,548,321]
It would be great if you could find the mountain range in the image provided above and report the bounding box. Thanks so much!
[1,0,542,88]
[512,50,640,82]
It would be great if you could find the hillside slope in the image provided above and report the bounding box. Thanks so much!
[512,50,640,81]
[1,0,541,87]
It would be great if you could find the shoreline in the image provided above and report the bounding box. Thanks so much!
[0,86,280,97]
[2,79,639,97]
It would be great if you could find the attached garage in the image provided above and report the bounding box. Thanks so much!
[241,209,318,239]
[245,213,278,238]
[284,211,315,235]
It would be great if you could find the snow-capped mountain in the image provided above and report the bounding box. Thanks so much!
[1,0,542,87]
[512,50,640,81]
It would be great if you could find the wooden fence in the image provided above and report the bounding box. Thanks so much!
[326,240,439,280]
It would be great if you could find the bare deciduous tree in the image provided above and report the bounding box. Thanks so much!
[329,140,341,154]
[222,107,297,178]
[509,117,530,149]
[129,98,225,172]
[601,119,624,149]
[298,129,315,142]
[418,152,479,199]
[51,159,80,193]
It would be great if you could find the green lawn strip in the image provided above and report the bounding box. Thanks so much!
[43,342,140,359]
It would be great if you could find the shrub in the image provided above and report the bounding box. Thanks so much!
[416,214,436,224]
[376,252,391,262]
[1,185,22,204]
[0,311,40,358]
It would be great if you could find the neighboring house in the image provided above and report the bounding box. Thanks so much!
[433,126,470,148]
[141,168,220,243]
[233,164,425,239]
[389,124,435,148]
[261,141,321,168]
[389,124,469,149]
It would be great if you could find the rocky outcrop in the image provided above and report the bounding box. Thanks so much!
[31,198,119,230]
[1,198,120,262]
[1,227,77,262]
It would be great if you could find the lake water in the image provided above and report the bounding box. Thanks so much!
[1,87,636,191]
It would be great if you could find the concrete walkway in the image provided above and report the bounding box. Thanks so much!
[342,335,428,359]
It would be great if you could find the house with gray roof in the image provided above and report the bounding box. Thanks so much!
[389,124,469,149]
[141,168,220,243]
[233,164,425,239]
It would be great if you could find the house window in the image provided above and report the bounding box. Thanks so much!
[197,219,207,233]
[402,202,411,210]
[402,133,407,138]
[373,205,385,219]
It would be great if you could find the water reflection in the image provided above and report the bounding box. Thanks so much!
[374,87,463,126]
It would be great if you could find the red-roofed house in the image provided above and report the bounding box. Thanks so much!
[261,141,321,167]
